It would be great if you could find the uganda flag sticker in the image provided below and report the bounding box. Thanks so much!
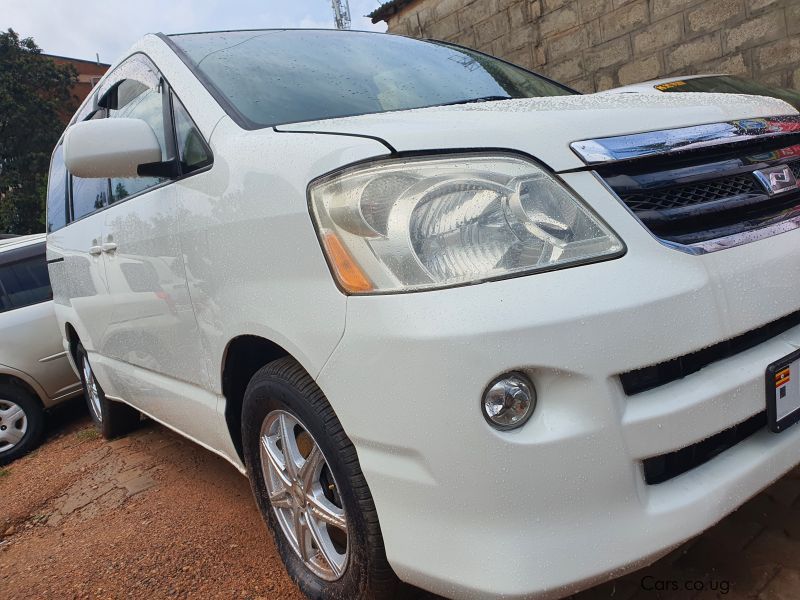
[776,367,791,388]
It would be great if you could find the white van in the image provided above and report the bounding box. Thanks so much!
[47,29,800,600]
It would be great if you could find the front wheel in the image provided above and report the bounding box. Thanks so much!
[242,357,405,599]
[76,343,140,439]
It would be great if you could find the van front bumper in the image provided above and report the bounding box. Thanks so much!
[316,210,800,599]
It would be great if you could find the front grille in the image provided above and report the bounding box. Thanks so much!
[620,309,800,395]
[643,411,766,484]
[620,173,761,212]
[602,145,800,246]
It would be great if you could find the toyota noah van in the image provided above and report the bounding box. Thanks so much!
[47,29,800,600]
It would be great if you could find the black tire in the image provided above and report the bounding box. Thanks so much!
[0,382,45,466]
[242,357,405,600]
[76,343,140,439]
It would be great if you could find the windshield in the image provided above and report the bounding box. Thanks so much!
[168,30,575,128]
[655,75,800,111]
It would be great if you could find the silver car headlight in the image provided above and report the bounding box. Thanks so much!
[309,153,624,294]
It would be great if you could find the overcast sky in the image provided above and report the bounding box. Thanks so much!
[3,0,388,64]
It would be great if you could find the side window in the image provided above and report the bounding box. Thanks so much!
[59,55,213,230]
[108,78,168,203]
[0,254,53,311]
[47,144,67,232]
[173,95,211,173]
[71,109,110,221]
[71,177,109,220]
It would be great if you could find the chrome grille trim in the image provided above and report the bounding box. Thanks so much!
[571,115,800,166]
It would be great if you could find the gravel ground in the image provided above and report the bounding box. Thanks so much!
[1,400,304,599]
[4,399,800,600]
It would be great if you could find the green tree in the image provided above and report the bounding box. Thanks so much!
[0,29,77,234]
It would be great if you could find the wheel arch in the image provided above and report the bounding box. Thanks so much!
[221,335,295,461]
[64,322,81,370]
[0,368,46,409]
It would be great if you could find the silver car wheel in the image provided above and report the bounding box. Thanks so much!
[82,357,103,423]
[0,399,28,451]
[260,410,348,581]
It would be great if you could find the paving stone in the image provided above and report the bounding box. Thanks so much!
[118,451,152,469]
[758,568,800,600]
[115,468,147,484]
[673,520,763,570]
[107,437,134,449]
[58,482,116,516]
[734,493,786,527]
[746,530,800,571]
[766,478,800,508]
[65,446,110,473]
[123,474,157,497]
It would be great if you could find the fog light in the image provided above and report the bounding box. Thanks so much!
[481,372,536,430]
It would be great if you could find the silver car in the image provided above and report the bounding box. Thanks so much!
[0,234,81,464]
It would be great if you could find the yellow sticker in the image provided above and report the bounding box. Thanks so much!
[655,81,688,91]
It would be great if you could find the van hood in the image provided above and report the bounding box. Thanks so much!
[276,92,797,172]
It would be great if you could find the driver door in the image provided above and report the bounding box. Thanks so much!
[93,55,214,445]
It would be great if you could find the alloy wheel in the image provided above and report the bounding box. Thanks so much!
[83,357,103,423]
[260,410,348,581]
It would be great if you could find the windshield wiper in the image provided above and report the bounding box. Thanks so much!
[441,95,513,106]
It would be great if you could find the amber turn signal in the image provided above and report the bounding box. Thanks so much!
[321,232,373,293]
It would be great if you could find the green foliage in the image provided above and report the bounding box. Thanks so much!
[75,427,100,441]
[0,29,77,234]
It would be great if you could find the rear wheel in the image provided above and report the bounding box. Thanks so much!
[76,343,140,439]
[242,357,404,599]
[0,383,44,465]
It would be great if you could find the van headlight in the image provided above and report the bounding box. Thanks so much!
[309,153,624,294]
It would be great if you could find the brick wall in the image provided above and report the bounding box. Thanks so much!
[44,55,109,105]
[379,0,800,93]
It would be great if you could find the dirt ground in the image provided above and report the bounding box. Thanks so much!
[3,401,800,600]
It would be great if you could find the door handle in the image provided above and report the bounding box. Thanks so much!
[89,246,102,256]
[101,243,117,254]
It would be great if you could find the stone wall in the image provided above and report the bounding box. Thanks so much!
[378,0,800,93]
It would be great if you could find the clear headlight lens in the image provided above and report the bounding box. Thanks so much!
[309,154,623,294]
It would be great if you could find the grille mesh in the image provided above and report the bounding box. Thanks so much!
[621,173,761,212]
[608,156,800,244]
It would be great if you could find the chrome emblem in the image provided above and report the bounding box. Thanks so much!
[754,165,798,196]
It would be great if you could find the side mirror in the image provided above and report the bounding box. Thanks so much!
[63,118,163,178]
